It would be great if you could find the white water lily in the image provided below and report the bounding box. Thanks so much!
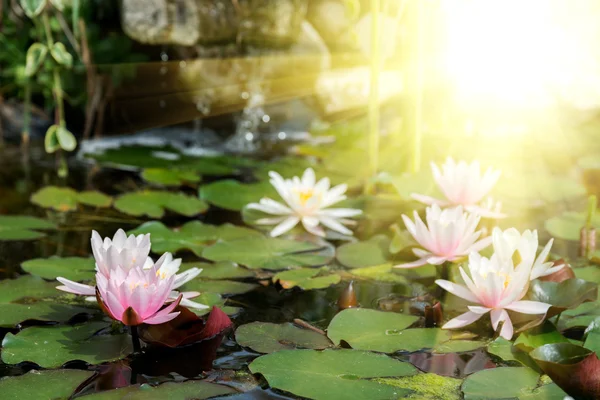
[57,229,207,309]
[395,205,492,268]
[435,252,552,340]
[491,227,563,280]
[247,168,362,237]
[412,158,504,218]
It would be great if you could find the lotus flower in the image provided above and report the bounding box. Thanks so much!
[247,168,362,237]
[411,158,504,218]
[95,264,182,326]
[57,230,207,309]
[435,252,552,340]
[491,227,563,280]
[395,205,492,268]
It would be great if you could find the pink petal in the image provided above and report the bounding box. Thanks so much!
[435,279,479,303]
[504,301,551,315]
[443,311,484,329]
[143,311,181,325]
[56,277,96,296]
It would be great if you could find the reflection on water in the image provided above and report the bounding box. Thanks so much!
[409,350,496,378]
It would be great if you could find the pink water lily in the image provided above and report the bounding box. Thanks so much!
[247,168,362,237]
[436,252,552,340]
[411,158,505,218]
[395,205,492,268]
[95,264,182,326]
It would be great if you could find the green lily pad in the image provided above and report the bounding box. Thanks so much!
[200,179,277,211]
[181,279,258,296]
[561,301,600,330]
[434,340,487,354]
[2,322,132,367]
[526,278,598,317]
[0,303,92,327]
[336,236,390,268]
[461,367,540,400]
[79,381,237,399]
[190,292,240,316]
[203,237,335,270]
[249,349,417,400]
[0,369,94,400]
[141,168,201,186]
[376,373,462,400]
[545,211,600,241]
[236,322,333,353]
[514,321,569,353]
[114,191,208,218]
[0,275,61,303]
[326,308,421,352]
[180,261,255,280]
[21,256,96,281]
[273,268,341,290]
[574,265,600,283]
[487,337,520,363]
[30,186,112,211]
[349,264,409,284]
[129,221,261,257]
[0,215,57,241]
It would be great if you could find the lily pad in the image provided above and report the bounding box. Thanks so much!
[327,308,421,352]
[114,191,208,218]
[236,322,333,353]
[526,278,598,317]
[76,380,237,399]
[434,340,487,354]
[487,337,520,363]
[0,215,57,241]
[376,373,462,400]
[191,292,241,316]
[0,303,92,327]
[21,256,96,281]
[2,322,132,367]
[249,349,417,400]
[203,237,335,270]
[200,179,277,211]
[545,211,600,241]
[273,268,341,290]
[461,367,540,400]
[514,321,569,353]
[0,275,61,303]
[561,301,600,330]
[129,221,261,257]
[141,168,201,186]
[349,264,409,284]
[31,186,112,211]
[336,236,390,268]
[0,369,94,400]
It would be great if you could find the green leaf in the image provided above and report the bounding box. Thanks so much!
[77,191,113,207]
[0,275,60,303]
[200,179,277,211]
[44,124,61,153]
[0,215,57,241]
[24,43,48,77]
[236,322,333,353]
[545,211,600,241]
[561,301,600,329]
[0,303,91,327]
[76,381,237,400]
[273,267,341,290]
[375,374,462,400]
[141,168,201,186]
[514,321,569,353]
[326,308,422,352]
[336,235,390,268]
[1,322,132,367]
[49,0,67,11]
[114,191,208,218]
[249,349,417,400]
[349,263,409,284]
[49,42,73,68]
[487,337,520,362]
[30,186,112,211]
[21,256,96,281]
[56,126,77,151]
[0,369,93,400]
[526,278,598,317]
[203,237,335,270]
[433,340,486,354]
[19,0,47,17]
[461,367,540,400]
[129,221,261,257]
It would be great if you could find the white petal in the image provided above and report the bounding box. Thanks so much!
[318,216,353,235]
[56,277,96,296]
[269,216,300,237]
[442,311,484,329]
[504,301,551,315]
[435,279,479,303]
[410,193,447,206]
[318,208,363,218]
[468,306,492,314]
[302,168,316,187]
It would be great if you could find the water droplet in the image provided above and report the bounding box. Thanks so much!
[245,132,254,141]
[262,114,270,123]
[160,52,169,62]
[160,66,168,75]
[278,131,287,140]
[179,61,187,69]
[241,92,250,100]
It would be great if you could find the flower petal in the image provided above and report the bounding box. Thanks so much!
[56,277,96,296]
[269,216,300,237]
[504,300,551,315]
[442,311,484,329]
[435,279,479,303]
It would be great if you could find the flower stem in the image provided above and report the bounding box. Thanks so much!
[130,325,141,353]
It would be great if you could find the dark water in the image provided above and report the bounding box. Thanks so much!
[0,143,502,398]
